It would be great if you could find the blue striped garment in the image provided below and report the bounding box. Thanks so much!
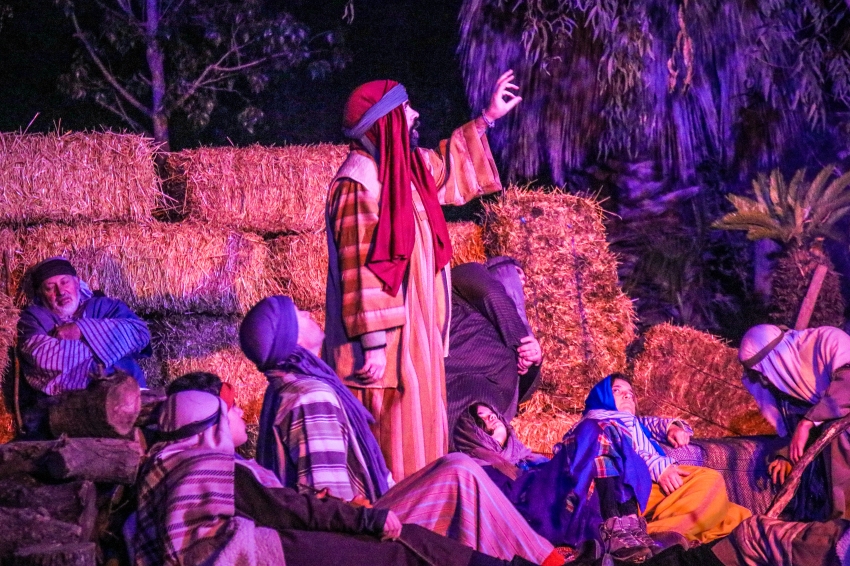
[258,374,375,502]
[584,410,693,481]
[18,291,150,395]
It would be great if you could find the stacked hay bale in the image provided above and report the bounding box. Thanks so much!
[0,131,163,444]
[0,293,18,443]
[631,323,774,437]
[484,188,637,450]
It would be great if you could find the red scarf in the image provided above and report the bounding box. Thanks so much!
[343,80,452,296]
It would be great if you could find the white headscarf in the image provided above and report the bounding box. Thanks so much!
[740,325,850,435]
[153,390,234,459]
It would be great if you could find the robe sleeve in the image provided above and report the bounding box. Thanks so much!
[234,463,387,536]
[635,416,682,481]
[75,298,150,367]
[17,307,97,395]
[421,118,503,206]
[806,367,850,423]
[282,388,359,502]
[328,178,405,339]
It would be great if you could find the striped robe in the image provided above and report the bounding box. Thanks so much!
[256,373,555,562]
[17,291,150,394]
[325,118,502,480]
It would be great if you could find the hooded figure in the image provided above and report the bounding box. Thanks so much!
[323,71,521,480]
[135,386,547,566]
[740,324,850,519]
[445,260,542,440]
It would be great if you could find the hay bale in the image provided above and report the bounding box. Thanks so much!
[169,144,348,234]
[142,307,326,426]
[0,292,19,444]
[511,390,581,455]
[631,323,775,437]
[264,222,486,311]
[9,222,272,315]
[0,131,161,224]
[0,228,18,297]
[141,316,266,424]
[448,221,486,267]
[266,232,327,312]
[484,188,636,410]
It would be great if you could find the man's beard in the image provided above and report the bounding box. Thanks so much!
[409,119,421,149]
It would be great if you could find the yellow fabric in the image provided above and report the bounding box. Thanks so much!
[644,465,752,542]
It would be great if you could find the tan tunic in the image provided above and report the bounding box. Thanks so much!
[324,119,501,480]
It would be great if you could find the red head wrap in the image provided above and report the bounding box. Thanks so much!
[343,80,452,296]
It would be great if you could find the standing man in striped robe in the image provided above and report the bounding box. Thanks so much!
[16,256,151,437]
[325,71,521,480]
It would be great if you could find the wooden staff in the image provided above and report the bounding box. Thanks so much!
[766,413,850,518]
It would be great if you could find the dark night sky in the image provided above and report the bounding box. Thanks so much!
[0,0,470,150]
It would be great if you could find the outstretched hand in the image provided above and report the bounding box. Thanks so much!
[484,70,522,123]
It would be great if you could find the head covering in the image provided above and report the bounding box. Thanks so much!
[240,295,391,499]
[135,391,235,566]
[240,296,299,371]
[155,390,234,454]
[452,403,531,480]
[486,256,531,332]
[32,257,77,290]
[741,326,850,406]
[342,80,452,296]
[583,375,663,454]
[583,374,619,414]
[739,324,785,369]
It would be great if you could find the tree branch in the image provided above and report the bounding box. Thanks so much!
[93,94,147,133]
[68,11,151,117]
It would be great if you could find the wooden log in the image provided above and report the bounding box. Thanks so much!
[0,441,60,479]
[0,508,82,559]
[0,478,97,541]
[12,543,96,566]
[43,438,142,485]
[135,388,166,428]
[49,376,141,438]
[766,413,850,518]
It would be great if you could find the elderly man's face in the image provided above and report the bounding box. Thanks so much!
[296,308,325,356]
[39,274,82,319]
[403,101,421,148]
[611,378,637,415]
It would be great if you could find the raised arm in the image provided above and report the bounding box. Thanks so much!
[424,70,522,206]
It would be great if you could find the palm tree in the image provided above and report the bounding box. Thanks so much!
[713,165,850,328]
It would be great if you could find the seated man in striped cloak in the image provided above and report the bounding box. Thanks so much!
[238,295,565,566]
[16,256,151,438]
